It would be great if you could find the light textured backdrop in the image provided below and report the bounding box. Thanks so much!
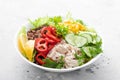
[0,0,120,80]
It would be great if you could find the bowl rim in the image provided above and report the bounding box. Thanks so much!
[14,24,102,72]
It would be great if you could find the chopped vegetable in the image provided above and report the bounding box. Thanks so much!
[35,53,46,65]
[41,26,60,42]
[62,20,86,33]
[35,38,48,54]
[65,33,87,47]
[74,36,87,47]
[65,33,75,46]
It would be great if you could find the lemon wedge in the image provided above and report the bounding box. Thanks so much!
[17,33,27,57]
[24,40,35,62]
[17,33,35,62]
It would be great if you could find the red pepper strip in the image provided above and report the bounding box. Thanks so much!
[46,33,60,42]
[40,27,48,38]
[35,38,48,53]
[41,27,60,42]
[35,53,46,65]
[45,37,56,44]
[47,43,55,51]
[48,26,56,36]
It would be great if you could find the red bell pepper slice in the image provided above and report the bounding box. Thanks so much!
[40,27,49,38]
[46,33,60,42]
[41,26,60,42]
[47,43,55,51]
[35,53,46,65]
[48,26,56,36]
[35,38,48,53]
[45,37,56,44]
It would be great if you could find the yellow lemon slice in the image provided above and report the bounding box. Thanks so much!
[17,33,27,57]
[24,40,35,62]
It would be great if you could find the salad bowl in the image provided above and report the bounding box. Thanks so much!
[15,15,102,72]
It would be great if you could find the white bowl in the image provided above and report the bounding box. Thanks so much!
[15,25,102,73]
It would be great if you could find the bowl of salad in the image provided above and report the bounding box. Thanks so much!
[16,15,103,72]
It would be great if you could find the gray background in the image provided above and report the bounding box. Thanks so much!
[0,0,120,80]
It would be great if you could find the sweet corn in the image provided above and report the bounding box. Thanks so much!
[62,20,86,33]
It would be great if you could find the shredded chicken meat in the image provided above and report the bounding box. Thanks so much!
[47,40,81,68]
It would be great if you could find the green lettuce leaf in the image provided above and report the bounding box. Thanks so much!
[28,16,62,29]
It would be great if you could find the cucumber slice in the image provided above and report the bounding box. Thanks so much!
[80,34,92,43]
[74,36,87,47]
[79,31,97,36]
[65,33,76,46]
[65,33,88,47]
[82,47,92,57]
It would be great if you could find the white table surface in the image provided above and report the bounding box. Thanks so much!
[0,0,120,80]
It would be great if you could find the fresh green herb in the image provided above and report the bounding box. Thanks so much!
[74,53,85,66]
[43,56,64,68]
[56,56,64,68]
[43,58,58,68]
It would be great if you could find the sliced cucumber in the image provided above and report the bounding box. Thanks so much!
[65,33,87,47]
[79,31,97,37]
[80,33,92,43]
[65,33,76,46]
[82,47,92,57]
[74,36,87,47]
